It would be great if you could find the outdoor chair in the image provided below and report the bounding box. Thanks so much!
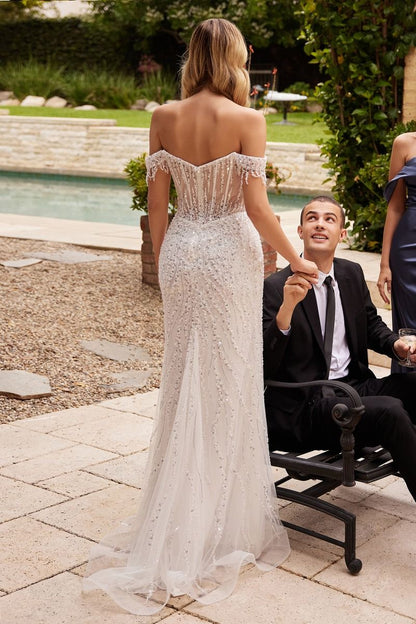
[265,378,400,574]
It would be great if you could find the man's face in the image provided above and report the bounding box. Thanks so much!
[297,202,346,256]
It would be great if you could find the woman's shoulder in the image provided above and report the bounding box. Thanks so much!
[392,132,416,148]
[152,100,181,119]
[234,105,265,125]
[390,132,416,166]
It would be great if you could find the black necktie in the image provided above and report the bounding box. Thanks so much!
[323,275,335,376]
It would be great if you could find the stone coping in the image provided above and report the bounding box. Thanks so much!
[0,115,118,126]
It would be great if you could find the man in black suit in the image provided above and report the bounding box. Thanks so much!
[263,195,416,501]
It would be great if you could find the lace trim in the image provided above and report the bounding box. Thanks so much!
[235,154,267,186]
[146,152,170,184]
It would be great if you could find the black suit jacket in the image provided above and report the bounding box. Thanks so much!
[262,258,397,450]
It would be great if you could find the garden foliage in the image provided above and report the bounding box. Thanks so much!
[301,0,416,250]
[0,17,129,70]
[0,60,143,109]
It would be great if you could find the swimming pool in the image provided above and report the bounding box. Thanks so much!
[0,171,311,225]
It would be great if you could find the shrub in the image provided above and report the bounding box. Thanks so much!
[0,59,65,99]
[265,161,289,192]
[62,69,139,109]
[137,71,179,104]
[0,17,130,72]
[302,0,416,251]
[124,153,178,214]
[0,61,140,108]
[351,120,416,252]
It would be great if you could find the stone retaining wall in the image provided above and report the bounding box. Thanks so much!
[0,115,332,194]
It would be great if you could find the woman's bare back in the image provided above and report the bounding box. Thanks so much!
[150,90,263,165]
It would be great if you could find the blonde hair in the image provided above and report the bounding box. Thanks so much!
[181,18,250,106]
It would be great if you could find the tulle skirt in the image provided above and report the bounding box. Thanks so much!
[83,212,290,615]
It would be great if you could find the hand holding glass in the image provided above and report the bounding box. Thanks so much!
[398,328,416,367]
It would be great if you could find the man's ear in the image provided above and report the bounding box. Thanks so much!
[297,225,303,239]
[339,228,347,241]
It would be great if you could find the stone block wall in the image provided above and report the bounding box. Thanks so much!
[0,116,148,178]
[0,115,332,194]
[266,141,331,195]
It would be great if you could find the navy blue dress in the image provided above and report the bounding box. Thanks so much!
[384,157,416,372]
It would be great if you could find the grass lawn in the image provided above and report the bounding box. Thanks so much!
[3,106,328,144]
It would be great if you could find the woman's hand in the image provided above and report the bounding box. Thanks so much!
[377,266,392,304]
[290,256,318,282]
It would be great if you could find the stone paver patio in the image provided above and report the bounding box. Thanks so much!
[1,213,415,623]
[1,389,415,624]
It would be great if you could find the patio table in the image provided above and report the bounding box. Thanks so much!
[263,90,307,124]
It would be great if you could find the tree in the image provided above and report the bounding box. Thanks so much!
[301,0,416,250]
[0,0,45,21]
[88,0,302,51]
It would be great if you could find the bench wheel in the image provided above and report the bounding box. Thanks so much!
[347,558,362,574]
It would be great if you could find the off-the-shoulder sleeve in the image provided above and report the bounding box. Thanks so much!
[235,154,267,185]
[384,176,401,203]
[383,159,416,202]
[145,150,170,184]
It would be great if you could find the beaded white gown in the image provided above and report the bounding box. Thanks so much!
[83,150,290,615]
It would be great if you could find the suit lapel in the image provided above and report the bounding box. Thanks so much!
[300,288,324,352]
[300,259,357,360]
[334,259,358,355]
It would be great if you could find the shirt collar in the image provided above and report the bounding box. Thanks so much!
[316,265,335,288]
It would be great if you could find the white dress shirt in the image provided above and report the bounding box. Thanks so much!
[313,267,351,379]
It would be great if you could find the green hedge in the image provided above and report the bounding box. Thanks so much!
[0,17,132,71]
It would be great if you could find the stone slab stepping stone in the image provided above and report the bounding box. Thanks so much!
[105,370,152,392]
[80,339,151,362]
[0,370,52,400]
[1,258,43,268]
[23,250,112,264]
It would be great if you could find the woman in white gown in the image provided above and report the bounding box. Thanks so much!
[84,18,318,615]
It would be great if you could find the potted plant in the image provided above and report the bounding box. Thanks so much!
[125,153,177,286]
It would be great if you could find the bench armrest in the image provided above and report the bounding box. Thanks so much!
[264,378,366,486]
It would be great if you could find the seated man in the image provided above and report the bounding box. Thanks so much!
[263,195,416,501]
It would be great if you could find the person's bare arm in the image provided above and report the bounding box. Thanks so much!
[147,108,170,267]
[240,111,318,280]
[378,134,408,303]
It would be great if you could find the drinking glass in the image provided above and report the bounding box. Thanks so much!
[398,328,416,367]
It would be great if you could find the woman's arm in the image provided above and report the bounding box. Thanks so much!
[377,135,408,303]
[241,111,318,279]
[147,108,170,268]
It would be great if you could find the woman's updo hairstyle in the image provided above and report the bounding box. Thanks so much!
[181,18,250,106]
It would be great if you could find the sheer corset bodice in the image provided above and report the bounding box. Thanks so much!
[146,150,267,222]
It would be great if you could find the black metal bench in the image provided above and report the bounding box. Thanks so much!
[265,378,400,574]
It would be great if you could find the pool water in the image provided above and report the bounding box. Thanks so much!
[0,171,310,225]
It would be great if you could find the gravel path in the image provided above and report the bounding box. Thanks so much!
[1,238,164,423]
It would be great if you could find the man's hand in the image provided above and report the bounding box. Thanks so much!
[276,272,313,331]
[393,338,416,365]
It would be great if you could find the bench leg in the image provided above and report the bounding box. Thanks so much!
[275,485,363,574]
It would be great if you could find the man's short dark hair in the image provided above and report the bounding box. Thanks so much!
[300,195,346,228]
